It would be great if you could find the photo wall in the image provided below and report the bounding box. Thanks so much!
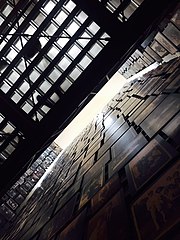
[1,54,179,240]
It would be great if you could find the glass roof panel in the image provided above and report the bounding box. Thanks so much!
[0,0,110,122]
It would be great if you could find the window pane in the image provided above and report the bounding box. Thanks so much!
[19,81,30,93]
[66,22,79,36]
[60,79,72,92]
[58,57,71,71]
[57,34,69,48]
[1,82,11,93]
[87,22,100,34]
[68,45,81,58]
[39,81,52,93]
[47,46,59,59]
[11,92,21,103]
[21,102,33,113]
[76,11,88,23]
[6,49,18,61]
[79,55,91,68]
[55,11,68,24]
[78,32,90,47]
[89,43,102,57]
[69,67,81,80]
[46,23,57,35]
[64,1,76,12]
[49,68,61,82]
[44,1,55,14]
[29,70,40,83]
[9,71,20,84]
[50,93,60,103]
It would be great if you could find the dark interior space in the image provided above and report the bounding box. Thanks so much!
[0,0,179,239]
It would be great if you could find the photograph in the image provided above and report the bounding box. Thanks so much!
[144,46,162,62]
[79,171,104,209]
[171,7,180,29]
[134,95,166,126]
[87,190,130,240]
[131,160,180,240]
[109,129,147,177]
[77,155,94,180]
[91,174,121,214]
[56,208,87,240]
[154,32,177,54]
[126,135,178,192]
[162,112,180,147]
[163,22,180,46]
[140,93,180,137]
[128,96,156,123]
[150,40,168,57]
[38,193,79,240]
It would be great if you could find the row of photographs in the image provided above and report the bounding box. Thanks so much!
[3,116,179,240]
[9,155,179,240]
[2,60,180,239]
[120,6,180,79]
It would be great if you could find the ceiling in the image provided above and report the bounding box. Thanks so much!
[0,0,178,196]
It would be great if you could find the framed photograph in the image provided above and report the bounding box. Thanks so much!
[154,68,179,94]
[77,155,94,180]
[150,40,168,57]
[54,179,82,214]
[131,160,180,240]
[163,22,180,47]
[140,93,180,138]
[38,193,79,240]
[0,204,15,220]
[109,132,147,178]
[87,190,130,240]
[79,171,104,209]
[104,115,125,142]
[171,7,180,29]
[163,69,180,93]
[56,208,87,240]
[126,135,178,193]
[154,32,177,54]
[123,98,142,117]
[134,95,166,126]
[162,112,180,147]
[91,174,121,215]
[66,159,81,179]
[83,150,110,184]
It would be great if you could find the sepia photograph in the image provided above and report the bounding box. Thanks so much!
[150,40,168,57]
[57,208,87,240]
[131,160,180,240]
[91,174,120,214]
[154,32,177,54]
[126,135,178,192]
[163,22,180,46]
[87,190,130,240]
[140,94,180,137]
[79,171,104,209]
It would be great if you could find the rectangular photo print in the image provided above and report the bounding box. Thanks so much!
[131,159,180,240]
[126,135,178,193]
[56,208,87,240]
[87,190,130,240]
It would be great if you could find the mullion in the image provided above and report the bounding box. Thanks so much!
[29,28,104,117]
[6,5,78,97]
